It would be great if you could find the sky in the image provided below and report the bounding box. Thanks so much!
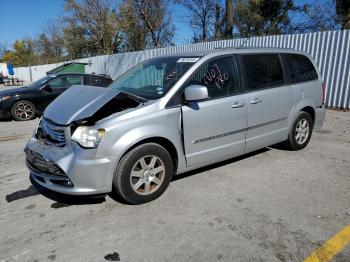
[0,0,193,48]
[0,0,323,50]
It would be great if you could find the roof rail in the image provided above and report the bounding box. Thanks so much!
[234,46,296,50]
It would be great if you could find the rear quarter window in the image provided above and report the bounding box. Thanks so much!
[90,76,102,86]
[240,54,284,91]
[284,54,318,83]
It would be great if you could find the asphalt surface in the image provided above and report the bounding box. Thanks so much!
[0,110,349,262]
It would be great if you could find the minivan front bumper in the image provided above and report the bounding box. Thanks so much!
[25,137,116,195]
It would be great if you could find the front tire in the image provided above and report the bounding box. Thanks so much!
[11,100,36,121]
[112,143,173,204]
[284,111,313,150]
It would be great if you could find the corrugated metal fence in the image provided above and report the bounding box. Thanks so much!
[15,30,350,108]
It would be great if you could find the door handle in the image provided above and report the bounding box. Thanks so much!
[250,98,262,104]
[232,101,245,108]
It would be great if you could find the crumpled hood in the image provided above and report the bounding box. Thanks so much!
[44,85,121,125]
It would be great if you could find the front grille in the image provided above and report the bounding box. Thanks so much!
[25,149,65,176]
[37,119,66,146]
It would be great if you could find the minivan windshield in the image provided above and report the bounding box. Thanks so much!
[110,56,201,100]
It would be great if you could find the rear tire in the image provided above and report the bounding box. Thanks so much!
[112,143,173,204]
[11,100,36,121]
[284,111,313,150]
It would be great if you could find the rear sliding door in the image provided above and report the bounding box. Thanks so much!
[239,53,294,151]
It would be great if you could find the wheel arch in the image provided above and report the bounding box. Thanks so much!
[300,106,315,126]
[119,137,179,174]
[288,99,316,130]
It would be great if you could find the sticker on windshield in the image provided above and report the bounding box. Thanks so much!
[177,58,200,63]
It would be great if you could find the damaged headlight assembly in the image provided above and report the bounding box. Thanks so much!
[71,126,105,148]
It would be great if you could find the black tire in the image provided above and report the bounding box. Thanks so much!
[284,111,313,150]
[112,143,173,204]
[11,100,36,121]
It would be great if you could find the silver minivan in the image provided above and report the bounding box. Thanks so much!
[25,48,326,204]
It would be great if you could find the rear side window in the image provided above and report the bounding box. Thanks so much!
[284,54,318,83]
[241,54,284,91]
[84,76,92,85]
[186,56,241,99]
[84,76,102,86]
[90,76,102,86]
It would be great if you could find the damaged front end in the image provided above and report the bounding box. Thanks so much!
[44,85,145,126]
[36,85,144,147]
[25,85,145,194]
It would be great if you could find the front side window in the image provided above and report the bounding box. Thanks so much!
[110,56,200,100]
[284,54,318,83]
[49,76,81,89]
[27,75,56,89]
[185,56,240,99]
[241,54,284,91]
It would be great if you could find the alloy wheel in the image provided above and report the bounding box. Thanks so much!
[130,155,165,196]
[14,102,35,120]
[295,119,310,145]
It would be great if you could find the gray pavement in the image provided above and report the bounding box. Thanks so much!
[0,110,350,262]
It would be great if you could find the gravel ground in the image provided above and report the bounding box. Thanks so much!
[0,110,349,262]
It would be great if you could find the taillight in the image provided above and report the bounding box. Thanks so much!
[321,81,326,104]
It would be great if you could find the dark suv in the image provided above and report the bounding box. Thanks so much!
[0,73,113,121]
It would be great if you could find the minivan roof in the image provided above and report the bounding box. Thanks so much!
[159,47,310,58]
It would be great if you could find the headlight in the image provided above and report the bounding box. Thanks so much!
[71,126,105,148]
[34,118,42,136]
[0,96,11,102]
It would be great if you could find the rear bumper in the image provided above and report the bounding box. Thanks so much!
[314,105,326,131]
[25,137,117,195]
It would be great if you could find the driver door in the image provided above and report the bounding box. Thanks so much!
[181,56,248,167]
[42,75,82,108]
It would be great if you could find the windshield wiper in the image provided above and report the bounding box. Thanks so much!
[119,90,147,103]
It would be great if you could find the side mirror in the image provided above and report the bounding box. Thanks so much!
[42,84,52,92]
[184,85,208,101]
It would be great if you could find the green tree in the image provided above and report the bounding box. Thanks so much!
[2,39,39,67]
[0,43,7,61]
[294,1,339,33]
[178,0,217,42]
[63,0,118,57]
[117,0,147,51]
[118,0,175,49]
[63,21,87,59]
[37,31,64,64]
[136,0,175,47]
[214,0,224,39]
[225,0,233,38]
[335,0,350,29]
[234,0,295,37]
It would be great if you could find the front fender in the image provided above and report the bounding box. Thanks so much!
[96,107,186,175]
[110,124,183,159]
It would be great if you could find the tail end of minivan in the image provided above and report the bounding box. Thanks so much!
[313,80,326,131]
